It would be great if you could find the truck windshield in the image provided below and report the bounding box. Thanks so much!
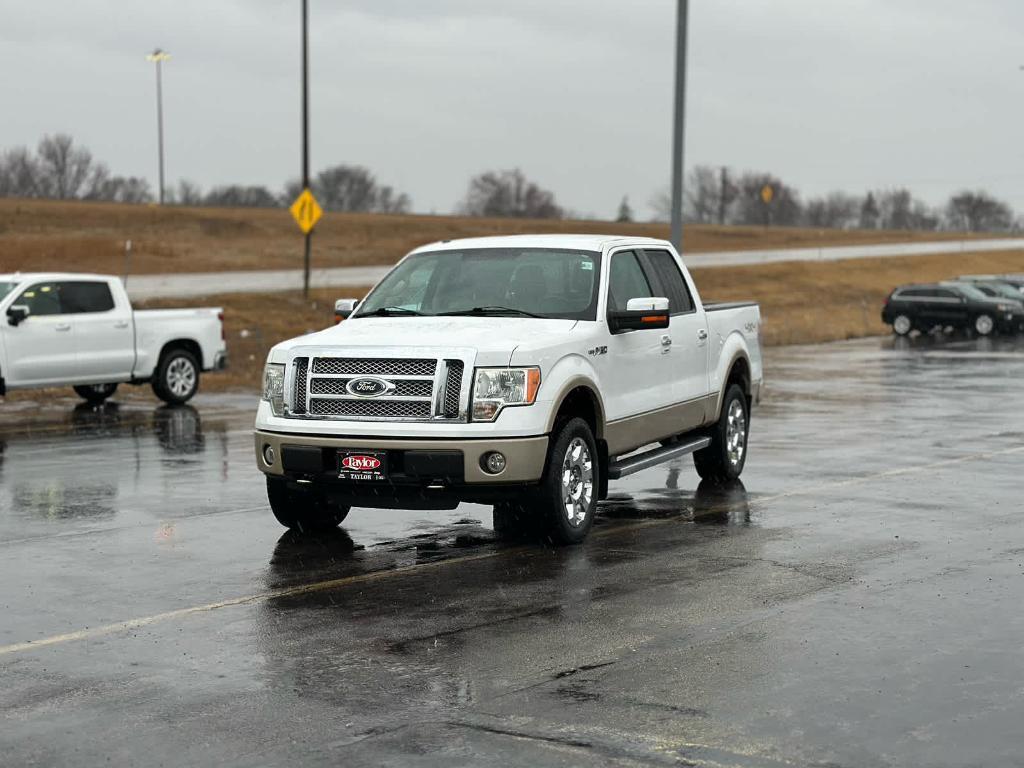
[357,248,602,320]
[0,282,17,302]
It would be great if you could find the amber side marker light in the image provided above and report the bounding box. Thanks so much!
[641,315,668,324]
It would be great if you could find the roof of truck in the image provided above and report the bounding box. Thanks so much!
[411,234,674,254]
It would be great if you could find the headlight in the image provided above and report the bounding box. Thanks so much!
[997,303,1013,312]
[471,367,541,422]
[262,362,285,415]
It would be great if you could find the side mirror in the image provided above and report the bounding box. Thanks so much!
[334,298,359,324]
[6,305,29,327]
[608,297,670,333]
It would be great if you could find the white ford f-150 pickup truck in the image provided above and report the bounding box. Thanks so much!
[255,235,762,544]
[0,272,227,404]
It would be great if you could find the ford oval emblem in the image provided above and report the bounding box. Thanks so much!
[346,377,392,397]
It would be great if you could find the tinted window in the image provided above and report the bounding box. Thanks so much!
[607,251,652,312]
[62,281,115,313]
[643,249,694,314]
[15,282,63,316]
[934,289,959,300]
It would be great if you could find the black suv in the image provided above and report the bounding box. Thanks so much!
[882,282,1023,336]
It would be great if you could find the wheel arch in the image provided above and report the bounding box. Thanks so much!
[158,338,203,369]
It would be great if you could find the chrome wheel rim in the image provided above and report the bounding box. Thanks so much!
[975,315,993,335]
[167,357,196,398]
[725,399,747,467]
[893,315,911,335]
[561,437,594,528]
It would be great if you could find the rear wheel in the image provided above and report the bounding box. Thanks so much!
[892,314,912,336]
[73,383,118,404]
[974,313,995,336]
[152,348,200,404]
[694,384,749,484]
[266,477,350,533]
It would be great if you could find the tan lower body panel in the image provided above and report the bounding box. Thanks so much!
[255,430,549,484]
[605,396,713,457]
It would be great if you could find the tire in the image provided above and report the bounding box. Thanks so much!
[152,348,200,404]
[892,314,912,336]
[266,477,350,533]
[974,314,995,336]
[73,383,118,404]
[536,417,599,545]
[694,384,749,484]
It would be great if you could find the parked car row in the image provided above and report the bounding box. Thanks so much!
[882,274,1024,336]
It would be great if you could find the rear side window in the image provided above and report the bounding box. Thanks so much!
[642,249,694,314]
[61,281,115,313]
[934,289,958,300]
[607,251,653,312]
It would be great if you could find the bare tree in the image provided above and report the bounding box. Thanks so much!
[859,192,880,229]
[461,169,562,219]
[204,185,278,208]
[733,172,802,226]
[289,164,411,213]
[176,180,204,206]
[36,134,95,199]
[874,188,939,230]
[945,190,1013,232]
[0,147,44,197]
[804,192,860,229]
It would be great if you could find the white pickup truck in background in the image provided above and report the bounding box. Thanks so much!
[255,235,763,544]
[0,272,227,404]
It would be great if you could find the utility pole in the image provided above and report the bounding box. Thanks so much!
[301,0,311,298]
[146,49,170,204]
[669,0,689,251]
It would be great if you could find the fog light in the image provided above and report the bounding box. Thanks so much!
[483,451,506,475]
[263,444,276,466]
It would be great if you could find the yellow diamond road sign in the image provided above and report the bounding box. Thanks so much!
[760,184,774,205]
[290,188,323,234]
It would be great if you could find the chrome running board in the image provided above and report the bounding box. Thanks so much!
[607,437,712,480]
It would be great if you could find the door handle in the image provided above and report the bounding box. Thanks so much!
[55,323,71,332]
[697,329,709,341]
[660,335,673,348]
[114,321,130,329]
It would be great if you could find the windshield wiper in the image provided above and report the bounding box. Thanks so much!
[357,306,427,317]
[438,306,545,318]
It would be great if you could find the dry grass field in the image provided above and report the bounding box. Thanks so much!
[0,198,1006,276]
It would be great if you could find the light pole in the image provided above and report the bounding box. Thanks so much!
[301,0,311,297]
[670,0,689,251]
[146,48,170,205]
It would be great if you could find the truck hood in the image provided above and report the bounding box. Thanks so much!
[272,316,580,367]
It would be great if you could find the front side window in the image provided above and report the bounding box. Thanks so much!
[0,282,17,303]
[15,282,63,316]
[607,251,653,312]
[357,248,601,320]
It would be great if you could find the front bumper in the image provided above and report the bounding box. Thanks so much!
[254,429,549,485]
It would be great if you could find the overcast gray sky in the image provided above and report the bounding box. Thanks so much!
[2,0,1023,218]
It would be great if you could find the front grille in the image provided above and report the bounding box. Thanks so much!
[308,399,432,419]
[293,358,308,414]
[443,361,464,417]
[309,378,433,398]
[312,358,436,377]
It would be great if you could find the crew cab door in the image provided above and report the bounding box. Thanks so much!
[639,248,711,423]
[601,249,678,422]
[1,281,77,386]
[65,279,135,381]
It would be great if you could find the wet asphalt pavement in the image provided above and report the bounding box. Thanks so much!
[3,335,1024,767]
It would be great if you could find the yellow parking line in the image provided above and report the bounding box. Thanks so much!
[2,442,1022,658]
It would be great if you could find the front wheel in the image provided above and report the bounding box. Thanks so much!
[266,477,350,533]
[974,314,995,336]
[536,418,599,545]
[73,383,118,404]
[152,348,200,404]
[694,384,749,484]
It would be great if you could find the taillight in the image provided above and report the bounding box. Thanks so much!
[218,311,225,341]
